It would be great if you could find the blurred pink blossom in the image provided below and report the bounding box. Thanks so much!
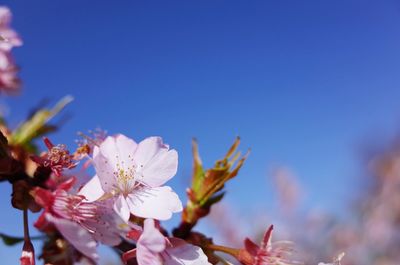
[0,6,21,94]
[239,225,300,265]
[0,6,22,51]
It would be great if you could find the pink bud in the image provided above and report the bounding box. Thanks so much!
[20,240,35,265]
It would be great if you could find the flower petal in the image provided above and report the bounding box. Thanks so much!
[97,135,137,172]
[93,148,117,192]
[136,244,163,265]
[165,238,212,265]
[136,219,165,265]
[114,134,138,168]
[45,214,98,261]
[134,137,167,168]
[84,201,123,246]
[140,219,166,252]
[113,195,131,223]
[94,135,137,192]
[78,175,105,202]
[140,148,178,187]
[126,186,182,220]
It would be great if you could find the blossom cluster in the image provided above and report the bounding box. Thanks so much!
[0,6,345,265]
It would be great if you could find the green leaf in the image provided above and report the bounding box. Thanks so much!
[10,96,73,147]
[0,233,24,246]
[0,233,45,246]
[202,192,225,208]
[191,139,205,194]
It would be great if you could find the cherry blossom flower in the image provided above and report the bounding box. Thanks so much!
[33,177,126,261]
[0,6,22,51]
[239,225,301,265]
[123,219,211,265]
[31,138,78,177]
[87,135,182,222]
[0,6,21,94]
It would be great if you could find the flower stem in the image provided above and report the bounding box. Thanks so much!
[206,244,240,257]
[21,209,36,265]
[23,209,30,241]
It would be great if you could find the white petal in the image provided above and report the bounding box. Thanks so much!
[140,149,178,187]
[96,136,119,170]
[114,134,138,169]
[94,135,138,192]
[83,201,123,246]
[93,150,117,192]
[133,137,166,164]
[45,214,98,261]
[78,175,105,202]
[113,195,131,223]
[136,244,163,265]
[136,219,165,265]
[126,186,182,220]
[165,238,212,265]
[140,219,166,253]
[98,135,137,172]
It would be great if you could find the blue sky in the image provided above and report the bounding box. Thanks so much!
[2,0,400,264]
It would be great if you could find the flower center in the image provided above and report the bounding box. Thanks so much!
[113,154,140,196]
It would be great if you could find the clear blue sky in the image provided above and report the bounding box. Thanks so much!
[2,1,400,264]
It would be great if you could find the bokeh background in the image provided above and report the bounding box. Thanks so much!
[1,1,400,264]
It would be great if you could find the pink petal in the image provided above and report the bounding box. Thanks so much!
[165,238,212,265]
[78,175,105,202]
[113,195,131,222]
[136,219,165,265]
[0,7,11,26]
[134,137,167,168]
[140,148,178,187]
[83,201,123,246]
[244,238,259,256]
[45,214,98,261]
[140,219,166,252]
[126,186,182,220]
[94,135,137,192]
[136,244,163,265]
[114,134,138,168]
[98,135,137,172]
[93,148,117,192]
[133,137,178,186]
[260,225,273,251]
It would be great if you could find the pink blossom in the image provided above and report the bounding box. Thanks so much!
[240,225,301,265]
[20,240,35,265]
[0,6,22,94]
[33,177,126,261]
[318,253,344,265]
[0,50,19,90]
[123,219,211,265]
[0,6,22,51]
[0,63,19,92]
[31,138,78,177]
[87,135,182,222]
